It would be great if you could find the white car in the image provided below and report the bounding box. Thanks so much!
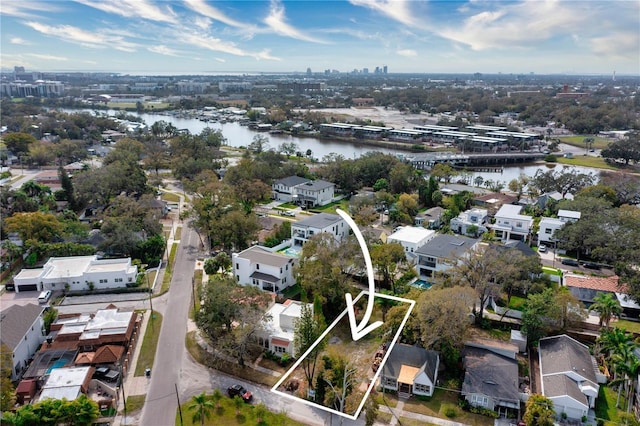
[538,244,547,253]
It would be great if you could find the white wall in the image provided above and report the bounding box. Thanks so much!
[11,316,45,380]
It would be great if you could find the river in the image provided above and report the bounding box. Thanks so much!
[68,108,600,182]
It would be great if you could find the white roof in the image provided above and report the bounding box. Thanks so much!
[558,209,581,219]
[496,204,532,221]
[262,300,310,340]
[388,227,435,244]
[40,366,91,402]
[44,256,96,279]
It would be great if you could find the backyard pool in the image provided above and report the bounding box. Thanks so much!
[46,359,68,374]
[279,247,301,257]
[411,279,433,290]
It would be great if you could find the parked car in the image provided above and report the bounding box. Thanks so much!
[281,211,295,217]
[538,244,547,253]
[560,258,579,266]
[581,261,601,270]
[93,367,120,383]
[228,384,252,402]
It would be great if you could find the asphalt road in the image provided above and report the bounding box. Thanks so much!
[140,225,199,426]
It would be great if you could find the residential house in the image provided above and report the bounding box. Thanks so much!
[462,340,520,417]
[492,204,533,242]
[473,192,517,215]
[450,208,489,237]
[538,209,581,245]
[536,192,574,209]
[379,344,439,398]
[257,299,312,357]
[563,274,638,318]
[415,234,479,279]
[291,213,348,247]
[415,206,444,229]
[12,255,138,293]
[0,303,46,380]
[387,227,436,261]
[272,176,335,208]
[38,366,94,402]
[233,246,296,293]
[538,335,602,421]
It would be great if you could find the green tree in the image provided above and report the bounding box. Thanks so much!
[4,211,63,243]
[203,252,231,275]
[1,343,16,412]
[294,303,326,388]
[2,132,37,156]
[370,243,406,292]
[523,394,555,426]
[188,392,215,426]
[591,292,622,328]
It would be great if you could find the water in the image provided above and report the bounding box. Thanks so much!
[411,279,433,290]
[60,108,601,179]
[279,246,300,258]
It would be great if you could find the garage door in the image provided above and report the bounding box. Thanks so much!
[17,284,38,292]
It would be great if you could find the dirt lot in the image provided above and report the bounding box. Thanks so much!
[299,106,437,129]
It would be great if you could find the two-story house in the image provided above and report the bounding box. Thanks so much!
[233,246,296,293]
[539,335,603,421]
[538,209,581,245]
[450,208,489,237]
[387,227,436,261]
[0,303,46,380]
[13,255,138,293]
[291,213,348,247]
[257,299,312,357]
[492,204,533,242]
[414,206,444,229]
[415,234,479,279]
[272,176,335,208]
[379,344,439,398]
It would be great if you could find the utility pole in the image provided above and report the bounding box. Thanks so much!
[175,383,183,426]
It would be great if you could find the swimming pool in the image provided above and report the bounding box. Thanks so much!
[280,247,300,257]
[411,279,433,290]
[46,359,68,374]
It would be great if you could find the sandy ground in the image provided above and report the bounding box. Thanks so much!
[300,106,437,129]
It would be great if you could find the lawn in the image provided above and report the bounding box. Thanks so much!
[134,312,163,376]
[174,226,182,241]
[595,384,626,426]
[556,156,617,170]
[161,192,180,203]
[401,389,494,426]
[310,199,350,214]
[160,243,178,294]
[558,135,610,149]
[122,394,145,415]
[612,320,640,334]
[507,295,526,311]
[280,283,301,300]
[176,392,306,426]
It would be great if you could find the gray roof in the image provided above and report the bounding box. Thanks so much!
[250,271,279,282]
[296,179,334,191]
[498,240,537,257]
[274,176,310,187]
[294,213,342,229]
[381,344,439,384]
[0,304,45,350]
[462,347,519,403]
[236,246,293,267]
[417,207,444,218]
[415,234,478,259]
[542,375,588,405]
[539,335,597,385]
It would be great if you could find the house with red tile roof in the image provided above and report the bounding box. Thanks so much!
[563,274,640,318]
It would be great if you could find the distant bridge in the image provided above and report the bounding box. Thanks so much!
[405,151,546,170]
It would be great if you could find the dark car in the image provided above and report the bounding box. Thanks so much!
[228,384,252,402]
[561,258,580,266]
[93,367,120,383]
[581,261,601,270]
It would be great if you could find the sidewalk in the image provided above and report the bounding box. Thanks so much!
[380,403,471,426]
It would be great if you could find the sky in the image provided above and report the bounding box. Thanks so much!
[1,0,639,76]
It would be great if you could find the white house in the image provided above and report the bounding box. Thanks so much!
[291,213,348,247]
[38,366,93,402]
[0,304,46,380]
[272,176,335,208]
[539,335,601,421]
[380,344,439,398]
[492,204,533,242]
[233,246,296,293]
[387,226,436,260]
[12,255,138,293]
[415,234,479,279]
[538,209,581,244]
[257,299,312,357]
[450,208,489,237]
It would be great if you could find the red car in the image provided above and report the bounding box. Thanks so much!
[227,384,253,402]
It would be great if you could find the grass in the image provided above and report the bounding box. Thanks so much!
[556,156,618,170]
[176,392,306,426]
[123,394,146,415]
[106,101,171,110]
[558,135,610,149]
[280,283,301,300]
[310,199,350,214]
[507,295,526,310]
[595,384,625,426]
[185,331,278,387]
[134,312,163,376]
[161,192,180,203]
[612,320,640,334]
[159,243,178,295]
[174,226,182,241]
[377,411,393,423]
[374,392,398,408]
[401,389,494,426]
[190,269,203,319]
[277,202,297,209]
[542,266,562,276]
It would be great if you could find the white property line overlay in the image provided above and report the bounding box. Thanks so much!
[271,290,415,420]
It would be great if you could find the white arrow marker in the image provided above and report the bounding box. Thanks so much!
[336,208,383,341]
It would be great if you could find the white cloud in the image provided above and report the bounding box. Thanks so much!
[591,31,640,58]
[193,16,212,31]
[26,53,67,61]
[24,21,138,52]
[397,49,417,57]
[183,0,247,28]
[0,1,60,18]
[72,0,176,23]
[349,0,422,28]
[148,45,179,57]
[10,37,30,45]
[263,0,327,43]
[178,32,280,61]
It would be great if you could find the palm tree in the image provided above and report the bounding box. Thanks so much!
[591,292,622,328]
[187,392,215,426]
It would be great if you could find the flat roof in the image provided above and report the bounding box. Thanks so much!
[236,246,291,267]
[388,227,435,244]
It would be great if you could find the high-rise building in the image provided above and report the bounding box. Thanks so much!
[383,65,388,74]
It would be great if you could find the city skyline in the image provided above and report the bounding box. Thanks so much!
[1,0,639,76]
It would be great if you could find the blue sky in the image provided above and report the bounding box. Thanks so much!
[1,0,638,75]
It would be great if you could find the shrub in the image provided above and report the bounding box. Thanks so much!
[443,404,457,418]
